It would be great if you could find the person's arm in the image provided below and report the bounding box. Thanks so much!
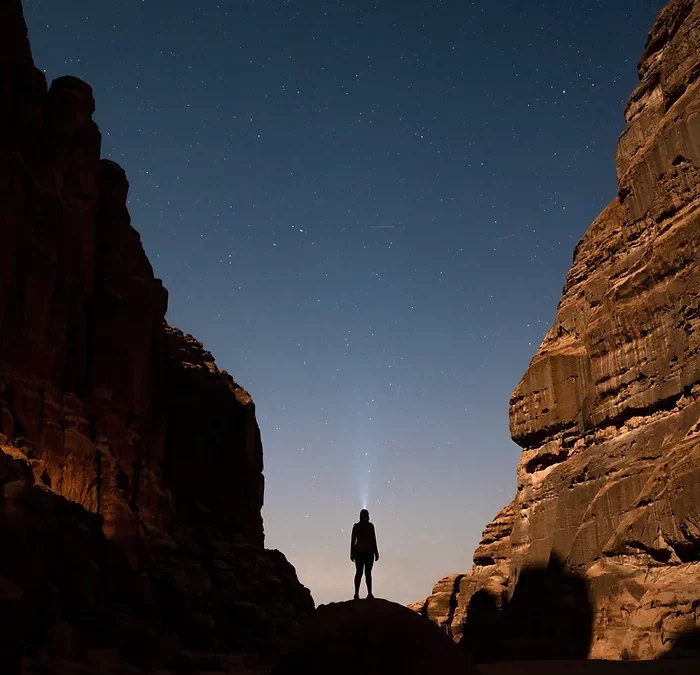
[350,524,357,560]
[372,523,379,560]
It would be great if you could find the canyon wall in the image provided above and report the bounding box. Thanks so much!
[413,0,700,660]
[0,0,312,667]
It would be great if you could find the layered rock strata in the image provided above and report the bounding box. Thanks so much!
[0,0,312,668]
[413,0,700,660]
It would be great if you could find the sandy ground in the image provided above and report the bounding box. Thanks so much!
[478,660,700,675]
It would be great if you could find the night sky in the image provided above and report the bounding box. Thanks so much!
[24,0,665,605]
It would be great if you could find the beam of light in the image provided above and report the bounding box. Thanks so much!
[347,368,383,515]
[351,409,379,513]
[356,448,374,511]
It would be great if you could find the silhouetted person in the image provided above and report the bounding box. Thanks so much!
[350,509,379,599]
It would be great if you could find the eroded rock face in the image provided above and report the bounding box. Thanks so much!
[414,0,700,661]
[0,0,312,667]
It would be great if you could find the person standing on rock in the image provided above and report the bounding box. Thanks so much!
[350,508,379,599]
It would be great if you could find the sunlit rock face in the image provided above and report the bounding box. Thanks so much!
[0,0,312,665]
[413,0,700,660]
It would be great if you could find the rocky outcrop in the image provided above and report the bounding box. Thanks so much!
[271,599,476,675]
[414,0,700,661]
[411,503,514,642]
[0,0,312,669]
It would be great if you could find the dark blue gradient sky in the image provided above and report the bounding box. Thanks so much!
[24,0,665,604]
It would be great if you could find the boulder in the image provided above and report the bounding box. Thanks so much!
[272,598,476,675]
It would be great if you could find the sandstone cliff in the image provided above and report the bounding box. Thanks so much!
[0,0,312,669]
[413,0,700,660]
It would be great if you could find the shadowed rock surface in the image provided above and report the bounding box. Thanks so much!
[0,0,312,670]
[271,599,476,675]
[461,555,594,663]
[412,0,700,661]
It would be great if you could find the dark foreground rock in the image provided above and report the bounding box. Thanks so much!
[0,0,312,670]
[480,661,700,675]
[271,598,476,675]
[413,0,700,662]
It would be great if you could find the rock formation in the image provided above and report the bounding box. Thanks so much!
[412,503,514,644]
[0,0,312,670]
[271,599,475,675]
[413,0,700,661]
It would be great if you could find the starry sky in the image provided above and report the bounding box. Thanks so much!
[24,0,665,605]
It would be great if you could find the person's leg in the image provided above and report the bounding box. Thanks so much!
[354,558,363,598]
[365,555,374,597]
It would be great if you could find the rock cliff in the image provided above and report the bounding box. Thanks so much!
[0,0,312,670]
[413,0,700,661]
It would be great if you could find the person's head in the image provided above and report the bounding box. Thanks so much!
[359,509,370,522]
